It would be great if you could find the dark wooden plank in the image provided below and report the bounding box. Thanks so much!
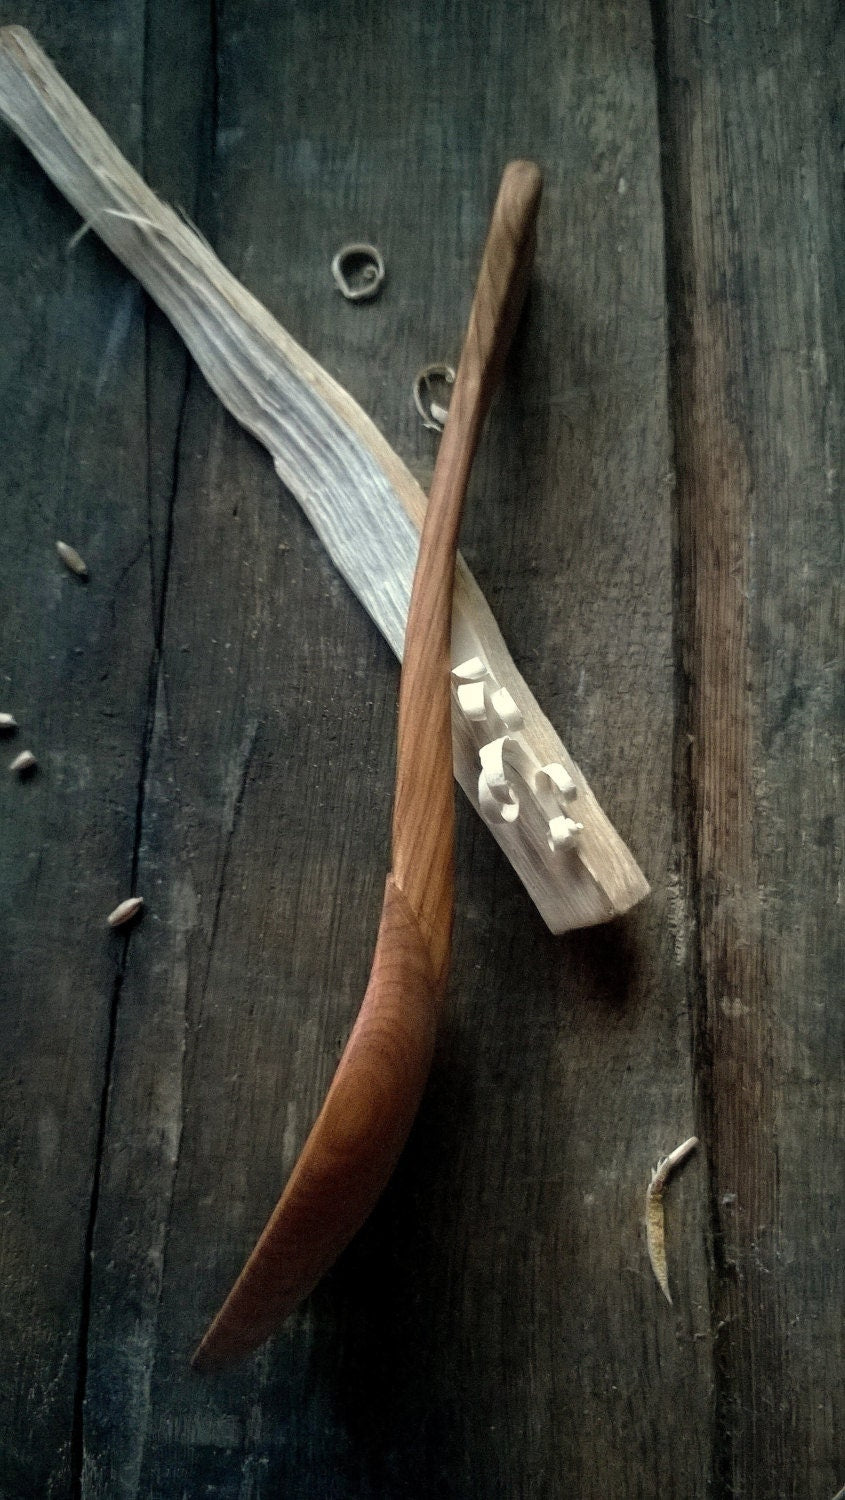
[3,2,841,1492]
[653,1,845,1495]
[77,2,709,1496]
[0,7,153,1495]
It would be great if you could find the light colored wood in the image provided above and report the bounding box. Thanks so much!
[0,25,649,933]
[192,161,543,1370]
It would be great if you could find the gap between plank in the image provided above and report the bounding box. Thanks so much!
[647,1,731,1492]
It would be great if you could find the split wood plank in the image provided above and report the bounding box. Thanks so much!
[655,2,845,1495]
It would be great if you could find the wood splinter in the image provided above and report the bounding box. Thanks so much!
[0,25,649,935]
[192,161,543,1371]
[645,1135,699,1304]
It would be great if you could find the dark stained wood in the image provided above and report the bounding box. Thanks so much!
[0,8,156,1497]
[0,0,839,1496]
[654,1,844,1495]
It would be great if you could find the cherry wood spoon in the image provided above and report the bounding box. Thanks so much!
[193,160,543,1371]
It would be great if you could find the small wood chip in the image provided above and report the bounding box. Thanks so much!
[645,1136,699,1305]
[56,539,88,577]
[107,895,144,928]
[0,713,18,732]
[9,749,36,774]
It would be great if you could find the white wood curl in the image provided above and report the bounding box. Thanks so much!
[458,656,584,853]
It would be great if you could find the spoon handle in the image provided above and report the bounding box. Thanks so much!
[393,160,543,987]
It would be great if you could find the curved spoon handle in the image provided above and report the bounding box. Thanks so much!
[193,162,542,1372]
[392,160,543,985]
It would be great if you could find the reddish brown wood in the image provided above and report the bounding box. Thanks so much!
[192,161,543,1371]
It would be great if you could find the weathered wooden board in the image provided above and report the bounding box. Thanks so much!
[654,3,845,1496]
[0,0,841,1497]
[75,1,706,1495]
[0,8,154,1497]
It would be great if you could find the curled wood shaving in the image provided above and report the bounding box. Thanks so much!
[413,362,455,431]
[330,242,385,302]
[0,713,18,731]
[645,1136,698,1304]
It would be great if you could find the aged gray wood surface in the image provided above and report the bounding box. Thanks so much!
[0,2,839,1498]
[0,9,152,1497]
[654,4,845,1495]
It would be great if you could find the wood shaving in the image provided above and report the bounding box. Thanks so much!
[413,363,455,431]
[0,713,18,731]
[55,539,88,577]
[645,1136,698,1304]
[107,895,144,928]
[9,749,36,774]
[330,242,385,302]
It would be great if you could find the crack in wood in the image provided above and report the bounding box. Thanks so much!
[68,302,193,1500]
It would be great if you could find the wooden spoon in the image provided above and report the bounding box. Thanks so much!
[192,160,543,1371]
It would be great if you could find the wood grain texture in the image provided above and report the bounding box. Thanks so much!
[392,161,542,979]
[654,1,844,1494]
[77,3,702,1494]
[3,0,838,1496]
[0,8,153,1496]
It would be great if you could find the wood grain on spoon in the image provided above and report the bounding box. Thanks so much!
[192,160,543,1371]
